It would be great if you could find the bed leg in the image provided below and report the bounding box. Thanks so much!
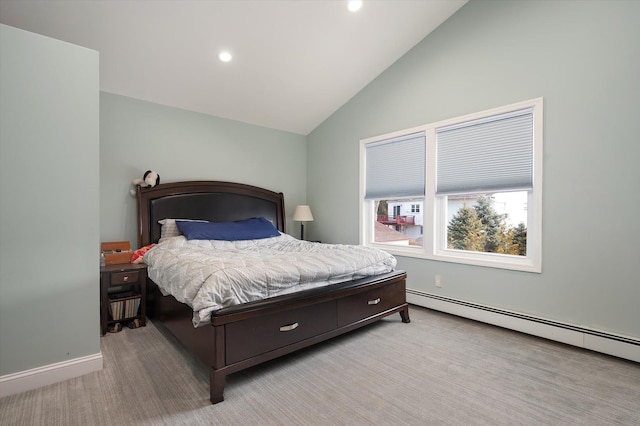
[400,306,411,323]
[210,368,226,404]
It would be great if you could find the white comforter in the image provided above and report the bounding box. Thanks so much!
[144,233,397,327]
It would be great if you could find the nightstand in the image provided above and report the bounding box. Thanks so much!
[100,263,147,335]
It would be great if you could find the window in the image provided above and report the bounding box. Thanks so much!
[360,98,543,272]
[362,132,425,247]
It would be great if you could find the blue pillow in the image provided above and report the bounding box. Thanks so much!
[176,217,280,241]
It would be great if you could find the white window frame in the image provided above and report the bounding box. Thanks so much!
[359,98,543,273]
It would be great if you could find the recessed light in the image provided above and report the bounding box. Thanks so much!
[218,51,232,63]
[347,0,362,12]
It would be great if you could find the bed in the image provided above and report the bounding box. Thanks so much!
[137,180,409,404]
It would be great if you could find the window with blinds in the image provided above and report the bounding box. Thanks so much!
[365,132,425,200]
[360,98,542,272]
[436,108,533,196]
[363,131,426,247]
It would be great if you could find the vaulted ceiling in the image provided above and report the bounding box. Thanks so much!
[0,0,466,135]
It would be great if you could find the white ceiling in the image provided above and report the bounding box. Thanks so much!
[0,0,466,135]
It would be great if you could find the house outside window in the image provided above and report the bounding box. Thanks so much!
[360,98,543,272]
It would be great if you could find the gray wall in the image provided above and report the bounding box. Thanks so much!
[0,25,100,375]
[307,0,640,338]
[100,93,308,247]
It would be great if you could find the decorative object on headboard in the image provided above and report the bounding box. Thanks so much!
[134,170,160,188]
[292,205,314,240]
[130,170,161,196]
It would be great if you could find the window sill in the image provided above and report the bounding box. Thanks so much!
[369,243,541,273]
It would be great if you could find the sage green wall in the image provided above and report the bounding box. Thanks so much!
[307,1,640,338]
[0,25,100,375]
[100,93,307,247]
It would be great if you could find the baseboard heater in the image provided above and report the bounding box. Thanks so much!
[407,289,640,363]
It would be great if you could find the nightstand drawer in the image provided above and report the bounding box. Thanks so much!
[111,271,140,286]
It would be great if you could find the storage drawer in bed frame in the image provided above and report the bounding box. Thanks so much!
[225,300,336,364]
[336,279,406,327]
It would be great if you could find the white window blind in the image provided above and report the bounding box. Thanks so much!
[365,132,425,199]
[436,108,534,195]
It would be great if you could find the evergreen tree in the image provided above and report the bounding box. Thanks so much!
[448,195,527,256]
[497,228,518,255]
[447,206,485,251]
[473,195,507,253]
[512,222,527,256]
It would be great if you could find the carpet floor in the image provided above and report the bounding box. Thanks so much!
[1,305,639,425]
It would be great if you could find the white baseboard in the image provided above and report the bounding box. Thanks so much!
[0,352,103,398]
[407,290,640,363]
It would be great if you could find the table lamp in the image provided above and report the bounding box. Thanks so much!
[292,205,314,240]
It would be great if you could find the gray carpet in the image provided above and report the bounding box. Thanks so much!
[1,305,639,425]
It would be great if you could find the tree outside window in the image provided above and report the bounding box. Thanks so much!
[447,194,527,256]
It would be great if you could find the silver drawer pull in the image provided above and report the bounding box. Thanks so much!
[123,276,129,281]
[368,298,381,305]
[279,322,299,332]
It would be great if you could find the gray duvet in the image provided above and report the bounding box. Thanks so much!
[144,233,397,327]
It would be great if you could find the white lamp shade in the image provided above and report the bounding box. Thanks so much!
[292,205,314,222]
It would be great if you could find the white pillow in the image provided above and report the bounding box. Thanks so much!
[158,218,207,242]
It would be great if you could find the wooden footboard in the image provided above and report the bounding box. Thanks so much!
[147,270,409,404]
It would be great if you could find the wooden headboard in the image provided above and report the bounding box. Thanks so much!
[136,181,286,247]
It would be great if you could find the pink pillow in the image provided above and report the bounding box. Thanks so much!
[131,244,155,264]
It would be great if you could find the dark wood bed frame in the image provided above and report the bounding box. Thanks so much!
[137,180,409,404]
